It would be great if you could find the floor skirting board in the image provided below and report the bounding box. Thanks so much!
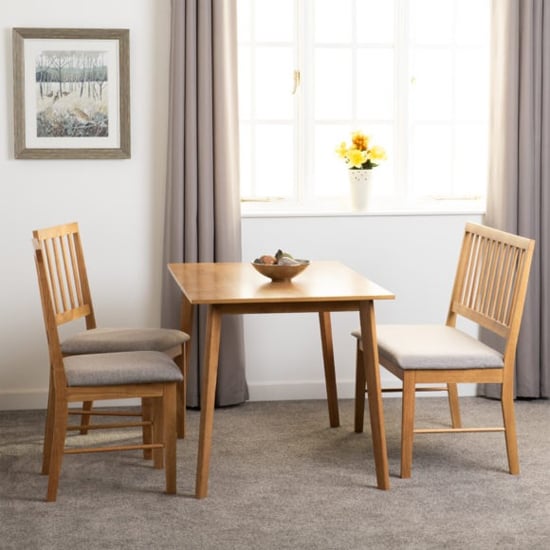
[0,383,477,411]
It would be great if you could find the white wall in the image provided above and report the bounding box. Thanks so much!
[0,1,483,411]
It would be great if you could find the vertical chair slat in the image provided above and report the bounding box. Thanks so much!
[500,247,519,326]
[60,233,77,310]
[44,238,62,316]
[52,236,70,314]
[68,231,84,307]
[489,242,506,320]
[490,238,504,317]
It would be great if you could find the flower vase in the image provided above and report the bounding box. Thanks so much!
[348,169,373,211]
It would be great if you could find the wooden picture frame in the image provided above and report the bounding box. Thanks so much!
[12,28,131,159]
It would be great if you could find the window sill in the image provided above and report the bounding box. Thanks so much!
[241,197,486,219]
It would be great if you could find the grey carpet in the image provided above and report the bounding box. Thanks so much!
[1,397,550,550]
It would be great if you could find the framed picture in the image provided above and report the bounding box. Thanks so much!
[12,28,130,159]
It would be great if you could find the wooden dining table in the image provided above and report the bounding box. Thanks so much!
[168,260,395,498]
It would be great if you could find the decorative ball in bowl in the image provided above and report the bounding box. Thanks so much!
[252,250,310,282]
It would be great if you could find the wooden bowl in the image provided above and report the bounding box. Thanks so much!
[251,260,310,282]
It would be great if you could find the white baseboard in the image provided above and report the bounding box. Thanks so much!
[0,390,48,411]
[247,380,477,402]
[0,383,477,411]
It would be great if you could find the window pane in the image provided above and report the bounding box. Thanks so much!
[255,48,294,119]
[410,0,453,45]
[254,125,294,197]
[411,49,452,121]
[314,49,352,119]
[313,124,351,197]
[356,48,394,120]
[238,46,252,119]
[314,0,352,43]
[239,122,252,196]
[456,0,490,45]
[237,0,252,41]
[411,124,452,196]
[255,0,294,42]
[454,123,488,196]
[455,49,489,121]
[356,0,394,43]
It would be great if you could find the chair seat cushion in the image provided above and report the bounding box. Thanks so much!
[64,351,184,387]
[353,325,503,370]
[61,327,189,355]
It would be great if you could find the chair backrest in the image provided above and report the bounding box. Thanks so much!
[447,222,535,358]
[32,222,97,331]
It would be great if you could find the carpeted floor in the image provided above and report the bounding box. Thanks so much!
[1,397,550,549]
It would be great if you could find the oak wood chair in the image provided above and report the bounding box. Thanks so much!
[32,222,190,444]
[33,234,183,501]
[353,222,535,478]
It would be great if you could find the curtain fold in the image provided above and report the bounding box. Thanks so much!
[161,0,248,407]
[480,0,550,398]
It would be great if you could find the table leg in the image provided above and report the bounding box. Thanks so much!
[318,311,340,427]
[180,296,194,368]
[359,301,390,490]
[195,304,222,499]
[354,338,366,433]
[177,297,194,439]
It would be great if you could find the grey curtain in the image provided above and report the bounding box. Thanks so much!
[161,0,249,407]
[480,0,550,398]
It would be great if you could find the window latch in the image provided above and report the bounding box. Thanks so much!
[292,69,301,95]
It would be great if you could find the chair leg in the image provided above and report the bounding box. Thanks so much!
[501,381,520,475]
[141,398,153,460]
[446,383,462,428]
[79,401,93,435]
[400,373,416,478]
[163,383,177,494]
[152,397,164,470]
[175,350,186,439]
[46,398,68,502]
[42,371,55,475]
[354,344,366,433]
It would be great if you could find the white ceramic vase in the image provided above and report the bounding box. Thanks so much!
[348,169,373,211]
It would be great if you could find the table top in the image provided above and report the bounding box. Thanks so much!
[168,261,394,305]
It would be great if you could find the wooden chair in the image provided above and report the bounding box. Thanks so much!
[32,222,189,443]
[33,234,183,501]
[353,222,535,478]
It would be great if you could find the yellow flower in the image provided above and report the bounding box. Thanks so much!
[346,149,367,168]
[335,142,348,158]
[336,131,387,170]
[368,145,387,161]
[351,132,369,151]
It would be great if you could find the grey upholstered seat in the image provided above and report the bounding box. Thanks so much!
[353,325,503,370]
[64,351,184,387]
[62,327,189,355]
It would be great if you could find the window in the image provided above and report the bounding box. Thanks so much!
[237,0,491,212]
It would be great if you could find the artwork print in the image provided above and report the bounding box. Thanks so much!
[13,28,130,159]
[35,49,110,138]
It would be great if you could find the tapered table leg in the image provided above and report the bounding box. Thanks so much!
[319,311,340,428]
[359,301,390,490]
[178,298,194,438]
[195,305,222,499]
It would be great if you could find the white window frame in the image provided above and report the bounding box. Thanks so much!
[238,0,490,216]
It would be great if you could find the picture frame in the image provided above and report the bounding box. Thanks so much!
[12,28,131,159]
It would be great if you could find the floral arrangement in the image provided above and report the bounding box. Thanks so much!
[336,131,387,170]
